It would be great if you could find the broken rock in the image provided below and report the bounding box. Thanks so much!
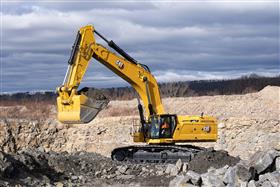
[117,165,128,174]
[186,170,201,186]
[170,166,179,176]
[275,157,280,171]
[248,180,257,187]
[258,171,280,187]
[249,149,280,174]
[201,172,225,187]
[213,165,229,177]
[223,166,236,185]
[235,163,252,182]
[165,164,179,176]
[182,163,188,173]
[169,175,191,187]
[176,159,183,171]
[223,164,251,186]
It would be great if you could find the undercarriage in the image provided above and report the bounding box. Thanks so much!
[111,144,208,163]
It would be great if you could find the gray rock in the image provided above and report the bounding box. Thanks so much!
[275,157,280,171]
[78,175,83,180]
[270,174,280,187]
[224,164,251,186]
[184,184,197,187]
[155,165,165,175]
[223,166,236,185]
[207,167,216,173]
[165,164,174,174]
[165,164,179,176]
[186,170,201,185]
[22,176,32,185]
[215,165,229,176]
[258,171,280,187]
[236,163,252,182]
[239,181,248,187]
[261,181,272,187]
[55,182,64,187]
[249,149,279,174]
[156,170,164,176]
[176,159,183,171]
[95,171,101,176]
[169,175,191,187]
[125,168,132,175]
[37,146,45,152]
[42,175,50,183]
[267,149,280,160]
[170,165,179,176]
[201,172,225,187]
[248,180,257,187]
[117,165,128,174]
[225,184,235,187]
[169,175,184,187]
[45,183,52,187]
[71,175,78,180]
[106,174,116,179]
[102,169,107,174]
[141,166,149,172]
[182,163,188,173]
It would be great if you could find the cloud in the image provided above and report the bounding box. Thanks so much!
[1,1,279,92]
[154,69,280,83]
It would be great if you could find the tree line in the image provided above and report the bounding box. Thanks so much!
[1,75,279,105]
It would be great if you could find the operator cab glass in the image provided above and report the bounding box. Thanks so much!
[150,115,177,139]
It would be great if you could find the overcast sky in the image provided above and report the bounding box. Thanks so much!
[1,1,279,92]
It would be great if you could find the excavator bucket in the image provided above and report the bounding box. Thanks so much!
[57,87,109,124]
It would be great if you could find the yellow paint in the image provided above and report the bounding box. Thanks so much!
[172,115,217,141]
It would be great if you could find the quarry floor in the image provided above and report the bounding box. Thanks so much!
[0,86,279,186]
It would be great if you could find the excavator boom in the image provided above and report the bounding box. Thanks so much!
[57,25,164,123]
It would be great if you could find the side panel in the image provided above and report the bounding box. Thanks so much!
[172,115,218,141]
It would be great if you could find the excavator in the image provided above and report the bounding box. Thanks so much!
[57,25,218,163]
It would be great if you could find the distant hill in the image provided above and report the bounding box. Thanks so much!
[1,75,279,105]
[99,74,280,99]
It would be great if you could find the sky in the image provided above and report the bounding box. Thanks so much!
[1,0,279,92]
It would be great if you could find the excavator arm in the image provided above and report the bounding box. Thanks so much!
[57,25,164,123]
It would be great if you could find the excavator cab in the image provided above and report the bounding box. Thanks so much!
[150,115,177,139]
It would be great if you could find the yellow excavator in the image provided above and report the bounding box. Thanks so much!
[57,25,217,162]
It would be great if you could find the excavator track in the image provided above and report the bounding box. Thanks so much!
[111,144,208,163]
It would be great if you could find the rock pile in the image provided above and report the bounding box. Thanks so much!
[0,148,240,186]
[169,149,280,187]
[0,119,67,153]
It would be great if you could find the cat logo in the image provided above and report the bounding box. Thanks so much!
[116,60,124,69]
